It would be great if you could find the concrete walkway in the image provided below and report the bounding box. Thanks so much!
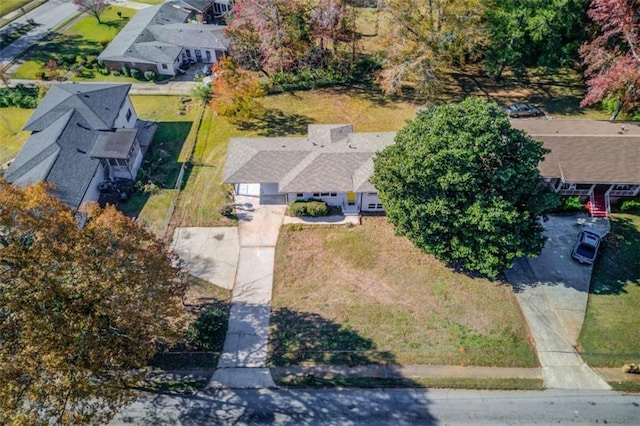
[506,214,611,390]
[209,195,286,388]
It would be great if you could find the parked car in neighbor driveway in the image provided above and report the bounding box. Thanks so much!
[506,103,542,118]
[571,230,601,264]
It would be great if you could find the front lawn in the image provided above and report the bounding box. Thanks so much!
[0,107,33,165]
[270,217,538,367]
[578,213,640,367]
[13,6,134,80]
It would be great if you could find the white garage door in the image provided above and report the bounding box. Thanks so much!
[237,183,261,196]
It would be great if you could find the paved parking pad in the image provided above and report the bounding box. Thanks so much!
[171,227,239,290]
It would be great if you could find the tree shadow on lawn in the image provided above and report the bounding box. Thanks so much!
[268,307,395,367]
[590,215,640,295]
[236,108,314,136]
[445,67,587,116]
[150,275,232,371]
[117,121,193,218]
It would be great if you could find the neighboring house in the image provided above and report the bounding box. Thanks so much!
[4,83,156,211]
[97,1,228,77]
[512,120,640,217]
[224,121,640,217]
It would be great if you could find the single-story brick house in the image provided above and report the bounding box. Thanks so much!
[4,83,156,211]
[97,1,228,77]
[223,121,640,217]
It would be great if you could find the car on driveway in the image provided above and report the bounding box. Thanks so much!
[506,103,542,118]
[571,230,601,264]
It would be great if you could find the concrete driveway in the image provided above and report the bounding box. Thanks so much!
[210,195,287,389]
[506,214,611,389]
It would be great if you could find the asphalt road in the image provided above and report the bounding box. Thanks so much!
[0,0,79,68]
[111,388,640,425]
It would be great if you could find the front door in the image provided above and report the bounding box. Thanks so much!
[205,50,211,62]
[195,49,202,62]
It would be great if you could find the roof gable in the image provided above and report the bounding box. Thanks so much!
[24,83,131,131]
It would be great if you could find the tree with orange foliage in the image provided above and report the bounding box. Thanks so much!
[210,57,264,123]
[0,180,188,425]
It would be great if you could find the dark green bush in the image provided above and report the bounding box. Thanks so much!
[130,68,141,79]
[0,85,39,108]
[559,196,585,212]
[120,65,130,77]
[144,70,156,81]
[34,71,46,80]
[621,199,640,212]
[289,199,329,217]
[186,306,228,350]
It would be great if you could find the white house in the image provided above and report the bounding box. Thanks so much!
[4,83,156,211]
[97,1,228,77]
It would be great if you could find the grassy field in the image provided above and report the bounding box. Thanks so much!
[0,107,33,165]
[0,0,32,18]
[13,6,134,80]
[270,217,538,367]
[578,212,640,367]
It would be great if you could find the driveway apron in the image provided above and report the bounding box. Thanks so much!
[506,214,611,389]
[209,195,286,388]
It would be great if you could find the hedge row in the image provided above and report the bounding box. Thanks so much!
[289,199,329,217]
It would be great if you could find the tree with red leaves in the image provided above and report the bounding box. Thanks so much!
[580,0,640,119]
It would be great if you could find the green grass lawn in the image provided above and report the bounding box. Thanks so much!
[130,0,165,4]
[117,96,201,234]
[13,6,134,80]
[578,212,640,367]
[0,0,32,18]
[0,107,33,165]
[270,217,538,367]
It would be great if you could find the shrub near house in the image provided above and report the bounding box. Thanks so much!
[289,199,329,217]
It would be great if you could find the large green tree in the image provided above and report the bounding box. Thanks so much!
[372,98,559,277]
[483,0,586,79]
[0,181,188,425]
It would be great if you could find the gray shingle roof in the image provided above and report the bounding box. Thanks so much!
[6,83,136,210]
[225,120,640,193]
[512,120,640,184]
[223,127,396,192]
[24,83,131,131]
[98,2,228,65]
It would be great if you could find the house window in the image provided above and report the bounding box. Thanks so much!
[125,108,132,122]
[377,204,383,209]
[330,192,337,197]
[108,158,128,167]
[312,193,320,197]
[320,192,330,196]
[368,204,375,209]
[161,64,168,69]
[185,50,191,58]
[368,192,377,195]
[296,193,303,198]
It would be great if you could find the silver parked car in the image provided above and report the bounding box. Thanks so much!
[571,230,601,265]
[506,103,542,118]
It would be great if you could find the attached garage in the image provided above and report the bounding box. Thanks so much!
[235,183,280,197]
[236,183,261,196]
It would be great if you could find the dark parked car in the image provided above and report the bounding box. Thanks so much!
[506,103,541,118]
[571,230,601,265]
